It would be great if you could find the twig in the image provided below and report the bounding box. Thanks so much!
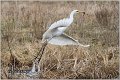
[6,36,15,79]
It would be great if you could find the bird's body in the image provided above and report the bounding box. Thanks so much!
[41,10,78,43]
[42,10,89,47]
[42,17,73,43]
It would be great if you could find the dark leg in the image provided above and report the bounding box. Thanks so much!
[34,42,47,72]
[28,42,47,74]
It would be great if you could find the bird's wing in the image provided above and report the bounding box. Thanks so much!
[63,33,90,47]
[48,33,90,47]
[48,33,78,45]
[48,18,70,30]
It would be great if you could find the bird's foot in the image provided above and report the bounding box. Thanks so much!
[26,70,38,77]
[27,61,40,77]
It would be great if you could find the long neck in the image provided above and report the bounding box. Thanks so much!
[69,11,75,20]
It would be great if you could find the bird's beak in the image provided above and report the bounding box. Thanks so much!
[79,11,85,15]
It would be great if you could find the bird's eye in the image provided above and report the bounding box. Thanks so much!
[76,11,79,12]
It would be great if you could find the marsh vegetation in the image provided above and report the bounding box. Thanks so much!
[1,1,119,79]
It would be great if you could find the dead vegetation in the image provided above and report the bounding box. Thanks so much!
[1,1,119,79]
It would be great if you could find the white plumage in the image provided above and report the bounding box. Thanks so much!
[42,10,89,47]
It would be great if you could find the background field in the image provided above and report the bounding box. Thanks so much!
[1,1,119,79]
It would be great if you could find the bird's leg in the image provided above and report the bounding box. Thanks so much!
[30,41,47,73]
[37,42,47,63]
[36,42,47,72]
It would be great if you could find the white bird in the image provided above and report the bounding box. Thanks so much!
[42,10,89,47]
[28,10,90,76]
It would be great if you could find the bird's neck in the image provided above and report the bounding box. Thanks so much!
[69,11,75,20]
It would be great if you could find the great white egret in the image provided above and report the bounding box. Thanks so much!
[42,10,89,46]
[27,10,90,76]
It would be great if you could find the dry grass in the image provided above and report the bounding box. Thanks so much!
[1,1,119,79]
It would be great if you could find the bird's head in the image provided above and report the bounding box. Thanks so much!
[69,10,85,19]
[72,10,85,15]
